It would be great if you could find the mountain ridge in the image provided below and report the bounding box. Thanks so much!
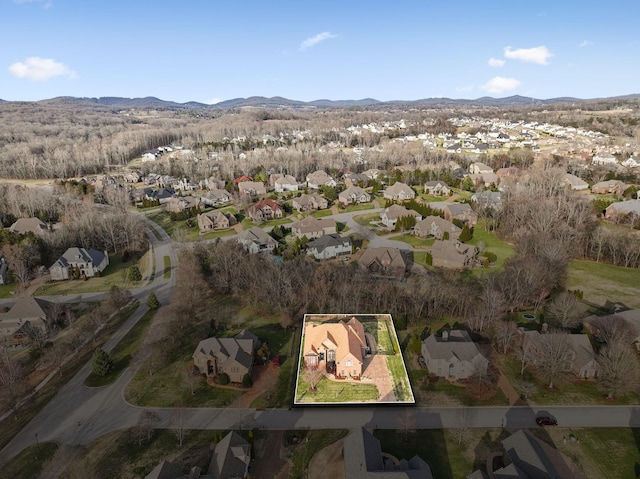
[1,94,639,110]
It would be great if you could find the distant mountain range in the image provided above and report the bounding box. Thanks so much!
[1,94,639,110]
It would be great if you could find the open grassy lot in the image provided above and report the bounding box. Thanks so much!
[310,209,333,218]
[295,374,379,403]
[338,203,375,213]
[567,259,640,309]
[468,223,516,270]
[353,212,380,227]
[1,442,59,479]
[289,430,348,478]
[147,210,236,242]
[389,234,435,248]
[34,253,147,295]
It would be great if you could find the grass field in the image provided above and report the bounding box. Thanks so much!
[1,442,58,479]
[34,253,147,295]
[468,223,516,270]
[295,374,379,403]
[567,259,640,309]
[338,203,375,213]
[353,213,380,227]
[389,234,435,248]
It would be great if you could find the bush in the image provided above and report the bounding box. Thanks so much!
[242,374,253,387]
[128,265,142,282]
[147,293,160,309]
[92,348,113,377]
[218,372,230,385]
[484,251,497,263]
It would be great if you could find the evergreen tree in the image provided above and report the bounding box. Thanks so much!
[92,348,113,377]
[459,224,473,242]
[147,292,160,309]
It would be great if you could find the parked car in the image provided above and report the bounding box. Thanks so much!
[536,415,558,426]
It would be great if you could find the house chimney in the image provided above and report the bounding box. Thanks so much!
[541,322,548,334]
[442,330,449,342]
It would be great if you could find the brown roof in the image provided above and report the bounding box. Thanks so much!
[304,317,366,366]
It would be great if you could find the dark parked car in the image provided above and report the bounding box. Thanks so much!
[536,415,558,426]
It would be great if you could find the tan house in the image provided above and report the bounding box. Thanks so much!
[49,247,110,280]
[383,182,415,201]
[592,180,627,195]
[237,181,267,198]
[292,193,328,212]
[164,195,201,213]
[306,170,336,189]
[0,297,52,346]
[414,216,461,240]
[236,227,278,254]
[197,210,236,233]
[273,174,299,193]
[291,216,336,239]
[246,199,283,223]
[421,330,488,380]
[9,217,50,237]
[358,247,406,279]
[424,180,451,196]
[604,199,640,220]
[430,202,478,226]
[192,330,258,383]
[303,316,367,379]
[430,240,477,270]
[380,204,422,229]
[338,186,371,206]
[563,173,589,191]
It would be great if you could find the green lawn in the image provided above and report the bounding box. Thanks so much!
[163,256,171,279]
[1,442,58,479]
[85,309,156,387]
[572,428,640,479]
[34,254,146,295]
[386,355,414,402]
[147,211,201,242]
[389,234,435,248]
[338,203,375,213]
[289,430,348,478]
[310,209,333,218]
[468,223,516,270]
[0,283,16,299]
[353,213,380,227]
[567,259,640,309]
[295,374,379,403]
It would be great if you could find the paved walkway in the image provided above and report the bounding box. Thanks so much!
[497,372,523,406]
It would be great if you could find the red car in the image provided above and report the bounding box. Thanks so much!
[536,416,558,426]
[272,356,281,367]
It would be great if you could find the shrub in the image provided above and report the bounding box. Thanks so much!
[484,251,497,263]
[128,266,142,282]
[218,372,230,385]
[146,293,160,309]
[242,374,253,387]
[92,348,113,377]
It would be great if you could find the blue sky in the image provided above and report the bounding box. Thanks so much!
[2,0,639,103]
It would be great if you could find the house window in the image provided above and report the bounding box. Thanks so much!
[345,360,352,367]
[327,350,335,361]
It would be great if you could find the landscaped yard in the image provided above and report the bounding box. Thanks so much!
[147,210,236,242]
[353,212,381,227]
[468,222,516,270]
[389,234,435,248]
[1,442,59,479]
[34,253,148,295]
[567,259,640,309]
[295,374,379,403]
[338,203,375,213]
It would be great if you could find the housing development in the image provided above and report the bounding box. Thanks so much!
[0,93,640,478]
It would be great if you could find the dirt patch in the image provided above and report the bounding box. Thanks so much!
[251,430,288,479]
[308,439,345,479]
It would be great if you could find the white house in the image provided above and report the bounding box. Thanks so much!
[49,248,109,281]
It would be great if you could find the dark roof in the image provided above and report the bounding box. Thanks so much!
[144,460,183,479]
[208,431,251,479]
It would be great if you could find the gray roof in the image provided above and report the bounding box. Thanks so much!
[9,217,49,235]
[208,431,251,479]
[307,233,351,253]
[193,337,254,371]
[608,199,640,215]
[144,460,184,479]
[51,247,107,269]
[237,227,278,247]
[422,330,485,362]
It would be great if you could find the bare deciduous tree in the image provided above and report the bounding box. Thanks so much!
[303,366,323,391]
[545,292,587,330]
[529,331,571,389]
[494,321,519,354]
[171,407,190,447]
[597,341,639,399]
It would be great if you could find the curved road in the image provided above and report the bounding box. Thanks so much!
[1,209,639,468]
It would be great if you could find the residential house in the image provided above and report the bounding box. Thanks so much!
[246,199,283,223]
[592,180,627,195]
[164,195,201,214]
[421,330,488,380]
[380,205,422,229]
[208,431,251,479]
[343,173,369,187]
[605,199,640,220]
[358,247,406,279]
[383,182,415,201]
[468,162,493,175]
[145,431,251,479]
[200,189,231,207]
[471,190,503,210]
[430,240,477,270]
[520,330,600,379]
[467,430,583,479]
[414,216,461,241]
[362,168,383,180]
[49,247,109,281]
[292,193,328,212]
[303,316,367,379]
[584,309,640,350]
[174,178,197,192]
[197,210,236,233]
[0,297,52,346]
[200,177,226,191]
[430,202,478,226]
[8,217,50,237]
[343,428,433,479]
[622,155,640,168]
[237,181,266,198]
[306,170,336,189]
[592,152,618,165]
[236,227,278,254]
[563,173,589,191]
[338,185,371,207]
[192,331,256,383]
[469,171,499,187]
[144,188,175,204]
[291,216,336,239]
[424,180,451,196]
[273,174,299,193]
[307,234,352,260]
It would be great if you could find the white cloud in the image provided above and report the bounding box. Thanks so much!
[481,76,521,94]
[299,32,338,51]
[579,40,592,47]
[12,0,52,8]
[488,57,505,67]
[9,57,76,81]
[504,45,553,65]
